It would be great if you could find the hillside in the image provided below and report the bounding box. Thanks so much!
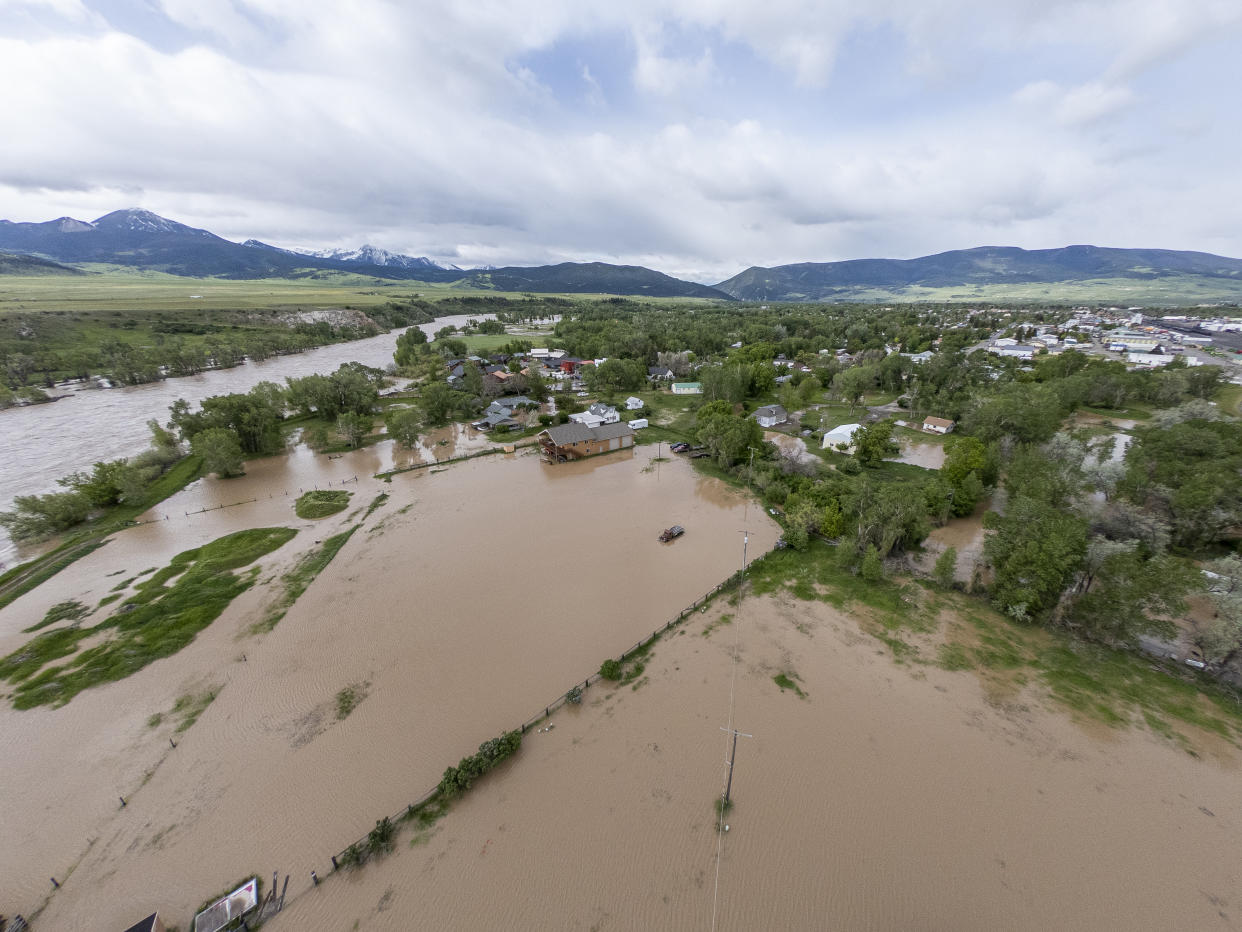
[716,245,1242,303]
[471,262,732,299]
[0,252,85,276]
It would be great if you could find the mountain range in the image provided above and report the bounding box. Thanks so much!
[715,246,1242,302]
[2,209,1242,304]
[0,209,728,298]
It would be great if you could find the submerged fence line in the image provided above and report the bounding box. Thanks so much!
[375,446,503,479]
[326,554,767,871]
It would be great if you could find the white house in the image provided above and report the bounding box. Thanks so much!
[625,396,644,411]
[822,423,862,450]
[994,344,1036,360]
[672,382,702,395]
[571,403,620,425]
[922,416,955,435]
[753,404,788,428]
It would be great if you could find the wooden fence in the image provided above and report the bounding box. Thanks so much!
[326,557,763,871]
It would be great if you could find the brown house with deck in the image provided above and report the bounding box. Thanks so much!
[539,422,635,462]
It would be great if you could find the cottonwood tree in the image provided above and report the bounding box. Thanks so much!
[983,496,1088,622]
[191,427,245,478]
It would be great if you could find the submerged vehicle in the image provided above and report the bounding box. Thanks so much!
[659,525,685,542]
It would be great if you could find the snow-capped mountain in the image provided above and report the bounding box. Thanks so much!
[307,244,444,270]
[91,208,213,236]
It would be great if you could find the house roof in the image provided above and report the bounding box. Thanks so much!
[542,422,635,445]
[823,423,862,445]
[923,416,955,428]
[754,404,787,420]
[588,402,617,417]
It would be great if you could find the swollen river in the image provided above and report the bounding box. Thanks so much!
[0,313,479,566]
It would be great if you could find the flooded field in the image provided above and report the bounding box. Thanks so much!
[0,444,779,928]
[895,437,946,469]
[272,591,1242,931]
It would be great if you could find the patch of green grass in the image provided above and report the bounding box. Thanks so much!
[773,672,807,698]
[23,598,89,633]
[147,712,163,728]
[97,593,122,608]
[172,688,218,732]
[110,575,137,592]
[336,682,368,720]
[254,525,359,633]
[702,613,733,637]
[0,527,295,709]
[294,489,353,519]
[747,540,905,615]
[362,492,389,521]
[937,642,973,671]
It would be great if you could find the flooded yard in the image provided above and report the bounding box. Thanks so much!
[0,444,779,928]
[271,591,1242,931]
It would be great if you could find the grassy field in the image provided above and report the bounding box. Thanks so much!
[0,269,441,313]
[0,269,726,314]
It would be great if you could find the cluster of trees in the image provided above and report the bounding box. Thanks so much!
[981,403,1242,650]
[168,363,386,476]
[0,421,183,541]
[437,730,523,797]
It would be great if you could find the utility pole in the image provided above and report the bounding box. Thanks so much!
[720,725,753,807]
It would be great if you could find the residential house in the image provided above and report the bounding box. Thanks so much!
[672,382,702,395]
[823,423,862,450]
[568,412,605,428]
[569,404,618,428]
[753,404,788,428]
[625,396,645,410]
[901,351,934,364]
[648,365,675,381]
[922,416,955,435]
[472,395,534,431]
[539,422,635,461]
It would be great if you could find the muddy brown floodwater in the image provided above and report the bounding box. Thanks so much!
[0,444,779,928]
[273,592,1242,932]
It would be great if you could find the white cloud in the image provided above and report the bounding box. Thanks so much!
[0,0,1239,280]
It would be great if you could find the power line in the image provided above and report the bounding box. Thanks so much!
[711,529,754,932]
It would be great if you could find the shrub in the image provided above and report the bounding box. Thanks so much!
[599,658,623,680]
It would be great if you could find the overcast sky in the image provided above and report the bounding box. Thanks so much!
[1,0,1240,282]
